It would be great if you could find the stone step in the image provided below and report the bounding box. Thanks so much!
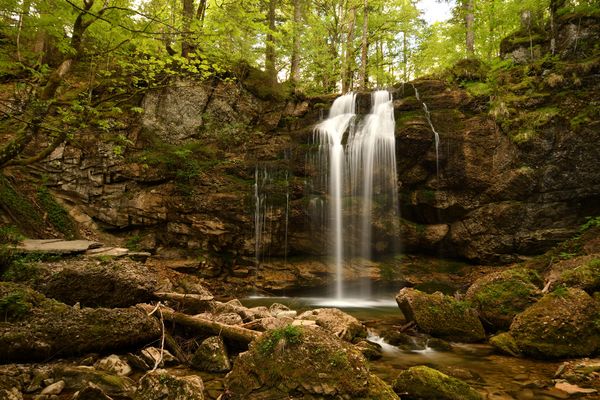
[16,239,103,255]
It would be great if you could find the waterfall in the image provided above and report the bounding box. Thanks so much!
[312,91,398,300]
[412,84,441,178]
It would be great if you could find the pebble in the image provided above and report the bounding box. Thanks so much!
[40,380,65,395]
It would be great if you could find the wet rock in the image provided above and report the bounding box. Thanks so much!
[489,332,521,357]
[466,268,542,331]
[191,336,231,372]
[0,283,161,362]
[135,369,204,400]
[238,306,270,322]
[71,383,114,400]
[297,308,368,342]
[554,358,600,390]
[392,365,483,400]
[223,325,399,399]
[395,288,485,342]
[553,381,597,396]
[355,340,383,360]
[508,288,600,358]
[94,355,132,377]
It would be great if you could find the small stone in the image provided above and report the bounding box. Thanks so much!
[214,313,243,325]
[141,347,177,367]
[72,383,114,400]
[292,320,316,326]
[95,354,132,376]
[0,388,23,400]
[136,370,204,400]
[41,380,65,395]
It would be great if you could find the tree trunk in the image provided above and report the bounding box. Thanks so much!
[549,0,565,55]
[464,0,475,56]
[181,0,195,57]
[402,31,408,82]
[290,0,302,85]
[342,5,357,93]
[358,0,369,90]
[265,0,278,86]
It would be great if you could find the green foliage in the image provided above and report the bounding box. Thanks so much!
[0,176,43,233]
[580,216,600,232]
[552,284,569,297]
[257,324,302,355]
[125,234,142,251]
[0,225,23,244]
[0,290,33,321]
[36,187,75,239]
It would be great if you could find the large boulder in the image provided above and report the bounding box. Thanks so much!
[223,325,399,399]
[0,282,161,362]
[296,308,367,342]
[465,267,542,331]
[392,366,482,400]
[502,288,600,358]
[395,288,485,342]
[547,255,600,295]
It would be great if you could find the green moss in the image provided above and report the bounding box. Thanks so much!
[464,81,492,97]
[0,225,23,244]
[0,176,43,233]
[0,290,32,320]
[559,258,600,292]
[489,332,521,357]
[257,324,302,355]
[36,187,76,239]
[393,365,482,400]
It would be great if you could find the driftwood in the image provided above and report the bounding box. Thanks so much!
[139,303,262,345]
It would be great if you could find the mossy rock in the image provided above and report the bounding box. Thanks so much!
[392,365,483,400]
[223,325,399,399]
[448,58,489,82]
[396,288,485,342]
[555,257,600,294]
[509,287,600,358]
[0,282,161,362]
[466,268,542,331]
[489,332,521,357]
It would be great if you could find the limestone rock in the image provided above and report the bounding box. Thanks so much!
[40,380,65,395]
[140,347,177,368]
[508,288,600,358]
[135,370,204,400]
[191,336,231,372]
[0,282,161,362]
[466,268,542,331]
[94,355,132,377]
[392,366,482,400]
[56,366,134,396]
[223,325,399,399]
[396,288,485,342]
[0,388,23,400]
[15,239,102,255]
[297,308,367,342]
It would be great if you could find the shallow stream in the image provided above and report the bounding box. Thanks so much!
[241,296,595,400]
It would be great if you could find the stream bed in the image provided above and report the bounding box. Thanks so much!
[241,296,597,400]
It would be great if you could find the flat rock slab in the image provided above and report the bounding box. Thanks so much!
[16,239,102,254]
[86,247,151,261]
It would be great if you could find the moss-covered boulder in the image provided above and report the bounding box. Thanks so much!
[396,288,485,342]
[549,255,600,295]
[223,325,399,400]
[466,268,542,331]
[508,287,600,358]
[489,332,521,357]
[0,282,161,362]
[392,366,482,400]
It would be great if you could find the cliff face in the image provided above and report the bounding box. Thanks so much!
[14,17,599,285]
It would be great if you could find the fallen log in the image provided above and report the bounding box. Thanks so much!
[139,303,262,345]
[153,292,214,313]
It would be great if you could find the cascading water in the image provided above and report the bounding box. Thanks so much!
[313,93,357,300]
[312,91,398,301]
[412,84,441,178]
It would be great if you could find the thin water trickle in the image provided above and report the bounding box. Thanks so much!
[412,84,441,179]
